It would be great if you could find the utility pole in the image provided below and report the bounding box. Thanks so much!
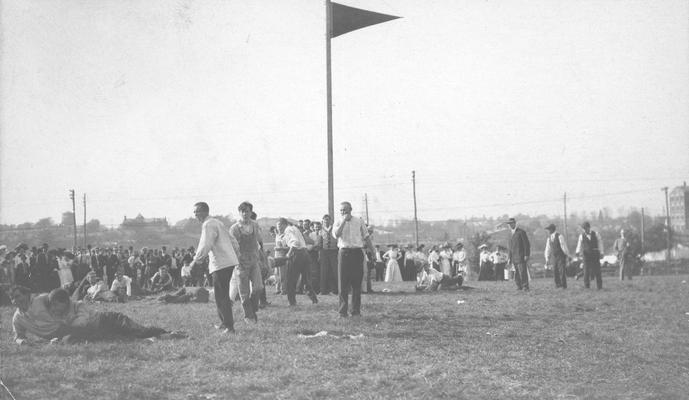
[325,0,335,220]
[563,192,568,245]
[412,170,419,248]
[83,193,87,248]
[662,187,671,261]
[364,193,370,225]
[69,189,77,251]
[640,207,645,253]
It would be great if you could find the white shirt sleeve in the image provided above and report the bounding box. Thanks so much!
[193,221,217,264]
[544,237,551,264]
[559,234,570,257]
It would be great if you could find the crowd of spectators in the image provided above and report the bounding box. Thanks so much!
[0,243,210,304]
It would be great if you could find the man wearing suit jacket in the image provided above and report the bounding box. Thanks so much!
[506,218,531,291]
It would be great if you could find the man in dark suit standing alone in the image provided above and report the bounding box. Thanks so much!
[506,218,531,291]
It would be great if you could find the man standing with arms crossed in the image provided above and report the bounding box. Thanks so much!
[188,202,240,334]
[506,217,531,291]
[334,201,369,318]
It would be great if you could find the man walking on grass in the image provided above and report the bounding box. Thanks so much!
[188,202,240,334]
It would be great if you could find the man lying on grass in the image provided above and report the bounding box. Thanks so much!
[10,285,186,345]
[416,262,463,291]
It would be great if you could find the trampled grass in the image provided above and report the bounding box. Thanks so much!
[1,274,688,399]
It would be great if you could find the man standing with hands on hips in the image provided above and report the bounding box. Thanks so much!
[334,201,369,318]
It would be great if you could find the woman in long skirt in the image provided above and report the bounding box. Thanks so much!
[383,245,403,282]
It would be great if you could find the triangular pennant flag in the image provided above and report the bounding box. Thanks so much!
[331,2,400,38]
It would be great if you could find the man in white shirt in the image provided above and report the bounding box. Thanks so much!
[575,221,604,290]
[188,202,240,334]
[544,223,570,289]
[333,201,368,318]
[110,270,132,301]
[277,218,318,306]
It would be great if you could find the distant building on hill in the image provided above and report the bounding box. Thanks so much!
[121,213,168,231]
[61,211,75,226]
[669,182,689,232]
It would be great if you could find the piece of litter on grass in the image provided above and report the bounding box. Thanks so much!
[457,300,465,304]
[382,288,390,293]
[297,330,328,338]
[682,280,687,284]
[297,330,364,340]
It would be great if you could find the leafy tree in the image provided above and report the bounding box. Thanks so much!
[34,218,54,228]
[85,219,101,231]
[643,223,670,253]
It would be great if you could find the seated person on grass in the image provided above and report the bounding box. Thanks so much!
[150,266,174,293]
[181,261,193,287]
[416,263,463,291]
[110,269,133,302]
[73,271,116,302]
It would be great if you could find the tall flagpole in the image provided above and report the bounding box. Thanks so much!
[326,0,335,219]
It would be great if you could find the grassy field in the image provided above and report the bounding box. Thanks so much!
[1,274,688,400]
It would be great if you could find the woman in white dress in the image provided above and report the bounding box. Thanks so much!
[439,243,454,276]
[383,245,403,282]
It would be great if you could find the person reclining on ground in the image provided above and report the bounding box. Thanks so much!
[416,263,463,291]
[10,285,66,345]
[158,286,209,303]
[72,271,114,302]
[9,286,185,344]
[48,288,186,343]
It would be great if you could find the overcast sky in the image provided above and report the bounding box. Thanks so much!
[1,0,688,227]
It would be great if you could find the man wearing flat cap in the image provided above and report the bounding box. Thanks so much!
[544,223,570,289]
[575,221,604,290]
[506,218,531,291]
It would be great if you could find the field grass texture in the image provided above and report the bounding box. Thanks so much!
[1,275,688,400]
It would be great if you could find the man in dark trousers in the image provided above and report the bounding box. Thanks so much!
[576,221,604,289]
[506,218,531,291]
[334,201,369,317]
[544,223,570,289]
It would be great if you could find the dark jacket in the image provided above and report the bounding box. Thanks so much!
[509,227,531,264]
